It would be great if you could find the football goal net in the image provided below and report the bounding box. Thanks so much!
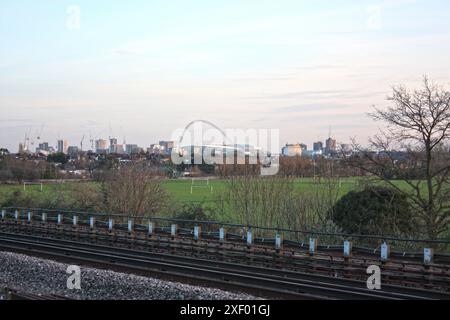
[23,182,43,192]
[190,178,213,194]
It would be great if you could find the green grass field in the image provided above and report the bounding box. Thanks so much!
[0,177,432,206]
[0,177,381,210]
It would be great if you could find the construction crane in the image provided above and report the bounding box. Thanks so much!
[80,134,85,152]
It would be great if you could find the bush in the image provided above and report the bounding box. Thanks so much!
[329,186,415,236]
[174,202,215,221]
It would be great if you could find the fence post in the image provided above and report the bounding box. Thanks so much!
[194,225,201,241]
[171,224,177,237]
[89,217,95,229]
[148,221,153,236]
[246,228,253,247]
[424,248,434,265]
[275,234,283,250]
[108,218,114,231]
[309,238,317,256]
[343,240,352,259]
[381,242,390,261]
[219,227,226,242]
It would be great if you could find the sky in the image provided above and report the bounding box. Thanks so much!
[1,0,450,152]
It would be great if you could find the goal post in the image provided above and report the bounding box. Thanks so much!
[23,182,43,192]
[190,178,213,194]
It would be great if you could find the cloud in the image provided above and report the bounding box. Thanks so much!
[274,104,348,113]
[258,90,386,101]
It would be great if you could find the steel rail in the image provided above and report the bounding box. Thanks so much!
[0,232,446,300]
[2,222,449,292]
[3,218,450,268]
[0,233,448,300]
[3,223,449,287]
[2,287,68,300]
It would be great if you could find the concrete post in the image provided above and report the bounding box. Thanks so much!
[424,248,434,265]
[194,225,201,240]
[309,238,317,256]
[275,234,283,250]
[246,229,253,246]
[171,224,177,237]
[381,242,390,261]
[219,227,226,242]
[344,240,352,258]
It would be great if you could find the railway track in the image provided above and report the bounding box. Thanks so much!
[1,232,449,300]
[4,222,449,292]
[2,287,68,300]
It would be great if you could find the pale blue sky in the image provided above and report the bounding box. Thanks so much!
[1,0,450,151]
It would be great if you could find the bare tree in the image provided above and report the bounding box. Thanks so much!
[347,77,450,239]
[226,175,297,229]
[101,165,168,219]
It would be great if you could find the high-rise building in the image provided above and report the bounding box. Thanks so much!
[38,142,49,151]
[115,144,125,154]
[57,140,69,154]
[95,139,109,154]
[67,146,79,157]
[126,144,140,154]
[299,143,307,152]
[313,141,323,152]
[325,138,337,155]
[109,138,118,154]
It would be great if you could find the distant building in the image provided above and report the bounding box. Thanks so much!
[0,148,9,156]
[36,142,50,155]
[281,143,303,157]
[38,142,49,151]
[299,143,307,152]
[111,144,125,154]
[125,144,140,154]
[148,144,164,154]
[67,146,79,157]
[57,140,69,154]
[313,141,323,152]
[95,139,109,154]
[159,141,174,155]
[18,143,26,154]
[325,138,337,155]
[109,138,117,153]
[340,144,352,154]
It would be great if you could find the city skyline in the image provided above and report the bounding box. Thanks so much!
[2,1,450,152]
[14,130,341,155]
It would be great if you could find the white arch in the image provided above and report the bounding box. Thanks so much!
[178,120,234,146]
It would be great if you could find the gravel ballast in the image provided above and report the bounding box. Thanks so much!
[0,251,259,300]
